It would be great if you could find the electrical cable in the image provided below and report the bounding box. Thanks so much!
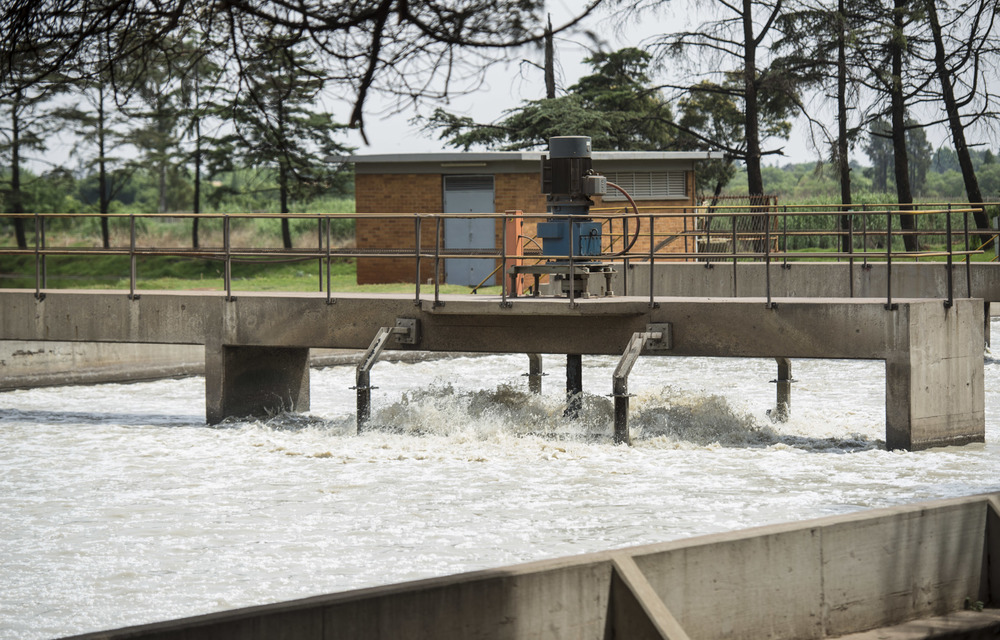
[605,181,641,256]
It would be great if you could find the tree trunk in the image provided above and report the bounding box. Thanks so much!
[98,91,110,249]
[890,0,918,252]
[544,15,556,100]
[279,162,292,249]
[741,0,769,254]
[837,0,852,253]
[742,0,764,198]
[926,0,990,245]
[158,162,168,214]
[192,119,201,249]
[10,98,27,249]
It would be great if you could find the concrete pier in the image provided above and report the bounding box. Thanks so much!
[205,344,310,423]
[0,289,986,450]
[64,492,1000,639]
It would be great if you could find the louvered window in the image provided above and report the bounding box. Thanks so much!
[443,175,494,191]
[602,171,687,200]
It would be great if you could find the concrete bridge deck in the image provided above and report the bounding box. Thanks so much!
[0,288,985,450]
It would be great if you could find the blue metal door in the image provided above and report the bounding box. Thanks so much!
[443,176,495,286]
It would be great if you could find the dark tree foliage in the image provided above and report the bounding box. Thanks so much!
[53,77,135,248]
[863,117,933,195]
[847,0,931,249]
[0,0,601,142]
[0,50,62,249]
[864,119,894,193]
[636,0,798,200]
[774,0,872,250]
[918,0,997,241]
[224,35,354,249]
[175,38,227,249]
[427,48,675,151]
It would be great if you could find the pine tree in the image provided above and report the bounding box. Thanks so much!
[226,35,352,249]
[124,50,184,215]
[54,76,133,248]
[643,0,797,200]
[0,51,61,249]
[176,38,226,248]
[427,48,675,151]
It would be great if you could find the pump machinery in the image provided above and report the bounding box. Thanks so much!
[510,135,638,299]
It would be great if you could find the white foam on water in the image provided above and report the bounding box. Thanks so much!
[1,339,998,638]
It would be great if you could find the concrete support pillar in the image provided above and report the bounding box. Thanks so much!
[205,341,310,424]
[985,301,991,348]
[527,353,544,394]
[771,357,792,422]
[565,354,583,418]
[884,300,984,450]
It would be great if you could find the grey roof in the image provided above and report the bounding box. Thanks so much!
[337,150,725,164]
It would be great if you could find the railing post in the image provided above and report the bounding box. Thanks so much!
[848,209,855,297]
[33,213,43,301]
[964,207,972,299]
[704,205,713,268]
[682,212,688,254]
[224,214,233,301]
[885,210,896,310]
[128,213,138,300]
[40,212,46,289]
[317,216,323,292]
[434,216,442,308]
[781,205,789,269]
[325,216,334,305]
[765,208,774,308]
[648,213,658,308]
[623,211,631,296]
[501,212,510,308]
[945,205,954,309]
[731,212,738,297]
[568,215,576,307]
[862,204,870,270]
[414,215,421,306]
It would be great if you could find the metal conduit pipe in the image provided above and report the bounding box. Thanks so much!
[565,354,583,418]
[355,320,419,431]
[525,354,545,394]
[612,325,672,445]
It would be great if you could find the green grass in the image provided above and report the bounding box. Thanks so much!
[0,254,502,294]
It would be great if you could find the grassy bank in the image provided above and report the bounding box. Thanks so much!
[0,255,502,295]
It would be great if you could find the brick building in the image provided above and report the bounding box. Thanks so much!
[348,151,722,286]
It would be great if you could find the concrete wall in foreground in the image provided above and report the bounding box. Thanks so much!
[67,493,1000,640]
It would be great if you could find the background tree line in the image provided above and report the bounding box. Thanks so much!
[1,33,355,250]
[1,1,601,249]
[426,0,1000,248]
[2,0,999,253]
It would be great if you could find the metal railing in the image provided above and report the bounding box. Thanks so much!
[0,205,990,309]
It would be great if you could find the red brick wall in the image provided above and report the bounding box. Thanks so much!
[355,174,442,284]
[589,195,699,258]
[354,170,700,285]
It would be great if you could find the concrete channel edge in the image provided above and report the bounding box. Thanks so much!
[65,492,1000,640]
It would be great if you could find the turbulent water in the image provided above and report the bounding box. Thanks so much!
[2,336,1000,638]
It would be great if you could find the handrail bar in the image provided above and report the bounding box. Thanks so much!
[1,207,990,308]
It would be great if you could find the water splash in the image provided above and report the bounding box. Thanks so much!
[251,382,879,453]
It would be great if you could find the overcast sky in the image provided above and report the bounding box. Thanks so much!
[337,1,825,164]
[38,0,971,173]
[336,0,982,167]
